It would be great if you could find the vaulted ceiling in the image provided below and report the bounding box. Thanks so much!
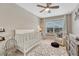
[17,3,78,18]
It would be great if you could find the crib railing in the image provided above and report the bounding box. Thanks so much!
[15,30,41,55]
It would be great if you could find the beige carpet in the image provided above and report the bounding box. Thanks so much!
[7,49,24,56]
[26,36,68,56]
[6,35,68,56]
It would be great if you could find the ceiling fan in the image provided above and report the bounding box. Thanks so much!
[37,3,59,13]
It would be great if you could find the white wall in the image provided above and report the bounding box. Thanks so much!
[0,3,39,32]
[72,4,79,35]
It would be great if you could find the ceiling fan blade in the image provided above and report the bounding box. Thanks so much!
[40,9,46,13]
[47,3,52,7]
[37,5,46,8]
[49,6,59,9]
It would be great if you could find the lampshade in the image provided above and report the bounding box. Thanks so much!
[38,25,42,32]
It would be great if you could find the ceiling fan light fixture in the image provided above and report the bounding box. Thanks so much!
[45,8,50,11]
[37,3,59,13]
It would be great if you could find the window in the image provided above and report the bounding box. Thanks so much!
[45,19,64,35]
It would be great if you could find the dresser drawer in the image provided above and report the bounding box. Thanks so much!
[69,48,77,56]
[71,42,76,48]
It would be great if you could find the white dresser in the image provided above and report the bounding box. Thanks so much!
[65,34,79,56]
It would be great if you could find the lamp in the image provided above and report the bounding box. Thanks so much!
[38,25,42,32]
[45,8,50,11]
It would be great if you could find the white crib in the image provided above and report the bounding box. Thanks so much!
[15,29,41,56]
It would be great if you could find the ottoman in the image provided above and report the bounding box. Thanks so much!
[51,42,59,48]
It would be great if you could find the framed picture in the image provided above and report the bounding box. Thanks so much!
[75,8,79,20]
